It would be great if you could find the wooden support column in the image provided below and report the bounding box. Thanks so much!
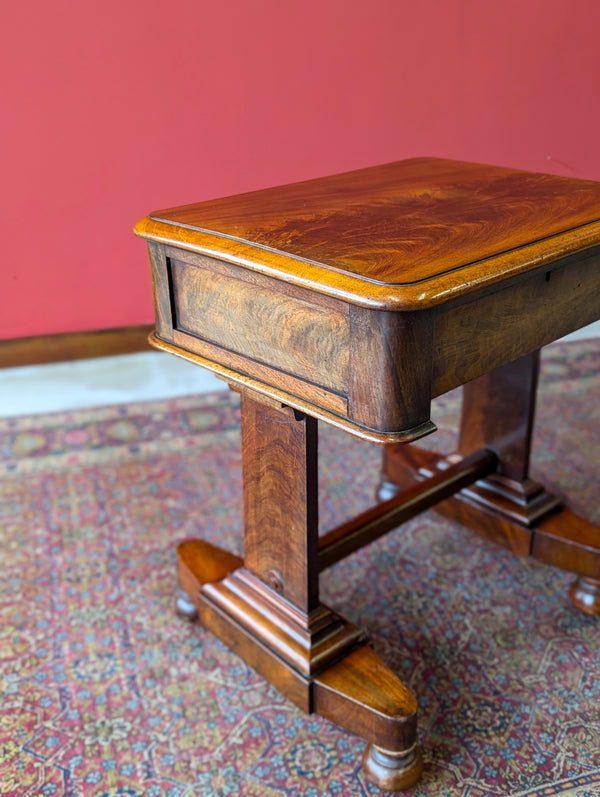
[455,351,562,527]
[240,393,320,613]
[459,350,540,481]
[177,391,423,790]
[381,352,600,614]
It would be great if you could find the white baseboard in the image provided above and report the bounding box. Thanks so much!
[0,351,223,417]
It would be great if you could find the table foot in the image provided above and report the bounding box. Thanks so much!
[175,587,198,621]
[363,744,423,792]
[313,645,421,791]
[568,577,600,615]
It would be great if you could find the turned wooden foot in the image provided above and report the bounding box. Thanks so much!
[172,396,431,790]
[363,743,423,792]
[314,645,422,791]
[569,577,600,615]
[139,158,600,792]
[175,587,198,621]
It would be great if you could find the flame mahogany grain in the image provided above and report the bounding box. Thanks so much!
[137,158,600,791]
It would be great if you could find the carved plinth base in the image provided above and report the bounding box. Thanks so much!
[177,538,422,791]
[379,446,545,555]
[458,473,562,527]
[381,445,600,614]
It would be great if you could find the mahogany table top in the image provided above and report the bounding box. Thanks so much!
[135,157,600,310]
[136,158,600,441]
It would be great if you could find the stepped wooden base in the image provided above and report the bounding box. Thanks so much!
[381,445,600,614]
[170,353,598,792]
[177,538,422,791]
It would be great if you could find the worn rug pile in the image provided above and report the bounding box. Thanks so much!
[1,339,599,797]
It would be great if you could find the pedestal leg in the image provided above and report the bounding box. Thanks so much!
[178,391,422,790]
[381,351,600,612]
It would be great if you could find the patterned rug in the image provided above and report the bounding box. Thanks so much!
[1,339,599,797]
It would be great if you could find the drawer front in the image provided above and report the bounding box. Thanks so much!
[170,256,350,394]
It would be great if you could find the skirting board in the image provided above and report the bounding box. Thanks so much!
[0,325,154,369]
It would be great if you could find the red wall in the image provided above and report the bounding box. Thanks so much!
[2,0,600,340]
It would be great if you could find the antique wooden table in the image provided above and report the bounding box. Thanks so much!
[135,158,600,791]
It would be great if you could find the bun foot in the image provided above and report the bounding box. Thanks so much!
[363,743,423,792]
[376,479,400,503]
[176,587,198,621]
[569,576,600,615]
[314,644,422,790]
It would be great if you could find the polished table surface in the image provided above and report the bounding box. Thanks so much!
[136,157,600,441]
[135,159,600,790]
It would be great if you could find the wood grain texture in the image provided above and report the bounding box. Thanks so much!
[171,257,349,392]
[178,539,243,595]
[150,333,435,444]
[381,349,600,612]
[318,448,497,571]
[201,568,365,678]
[348,305,433,432]
[240,393,319,614]
[533,509,600,579]
[170,329,348,415]
[146,242,174,342]
[140,158,600,440]
[313,645,422,790]
[142,158,600,790]
[458,351,540,481]
[379,446,534,557]
[135,158,600,311]
[431,250,600,396]
[453,351,562,526]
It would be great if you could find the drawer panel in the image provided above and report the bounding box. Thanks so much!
[170,257,350,393]
[432,250,600,396]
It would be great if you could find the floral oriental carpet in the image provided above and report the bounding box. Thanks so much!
[1,339,599,797]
